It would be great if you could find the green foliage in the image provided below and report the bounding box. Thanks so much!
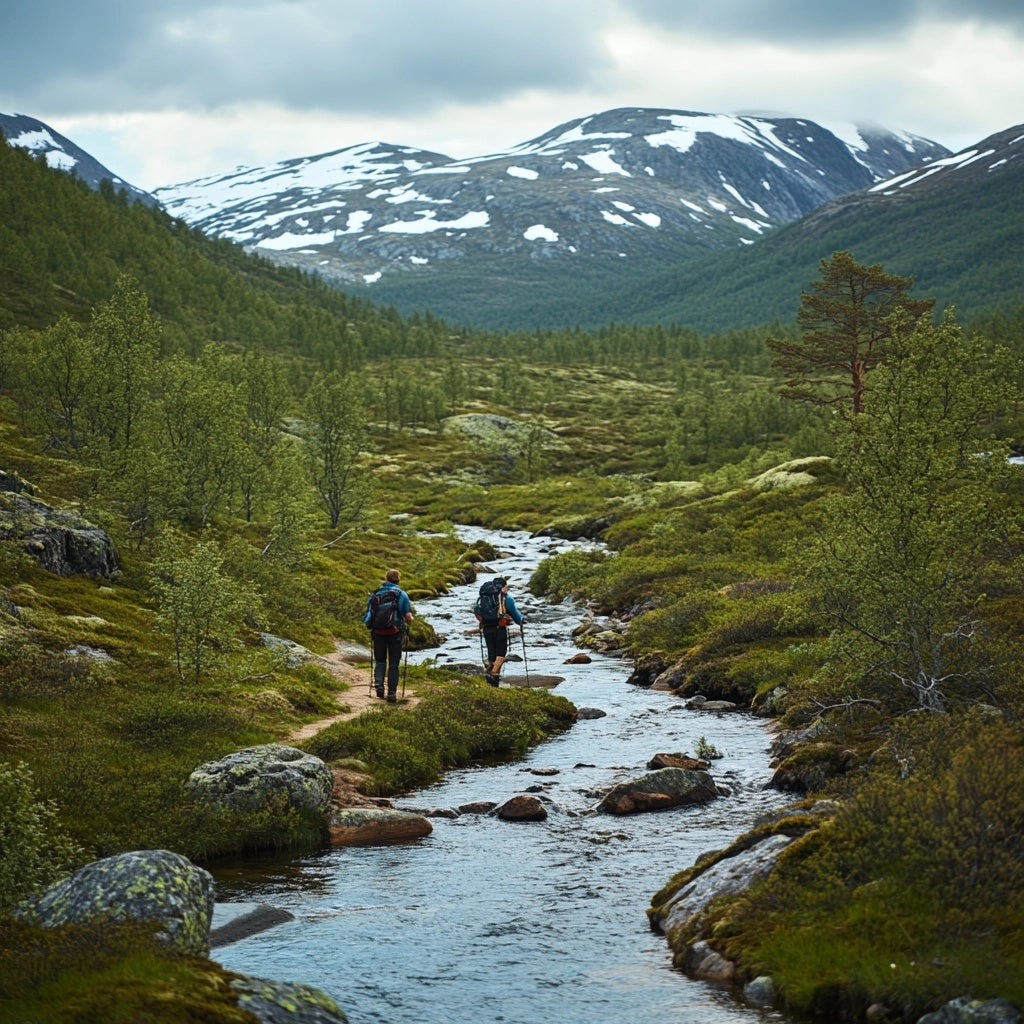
[715,711,1024,1017]
[530,548,610,601]
[0,916,259,1024]
[767,251,934,414]
[150,538,262,685]
[800,312,1022,712]
[0,762,87,911]
[302,680,576,794]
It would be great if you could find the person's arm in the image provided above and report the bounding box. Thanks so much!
[400,590,414,623]
[505,593,524,625]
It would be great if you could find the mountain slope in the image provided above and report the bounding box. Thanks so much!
[609,123,1024,331]
[152,107,947,296]
[0,112,155,206]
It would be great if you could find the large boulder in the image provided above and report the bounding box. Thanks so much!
[14,849,213,956]
[596,767,719,815]
[326,807,433,846]
[187,745,334,816]
[0,491,119,577]
[230,975,349,1024]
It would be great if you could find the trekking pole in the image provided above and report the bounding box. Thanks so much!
[520,620,530,686]
[401,628,409,697]
[368,643,374,695]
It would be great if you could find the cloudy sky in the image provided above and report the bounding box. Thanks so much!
[3,0,1023,191]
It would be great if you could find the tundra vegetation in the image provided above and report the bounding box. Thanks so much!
[1,136,1024,1019]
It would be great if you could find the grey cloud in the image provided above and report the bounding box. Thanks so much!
[622,0,1024,41]
[2,0,614,115]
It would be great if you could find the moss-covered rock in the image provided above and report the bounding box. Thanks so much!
[0,491,120,577]
[14,849,214,956]
[230,975,349,1024]
[187,745,334,816]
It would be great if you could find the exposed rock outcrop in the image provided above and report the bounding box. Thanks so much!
[0,490,119,577]
[230,975,349,1024]
[495,794,548,821]
[916,997,1021,1024]
[651,834,795,940]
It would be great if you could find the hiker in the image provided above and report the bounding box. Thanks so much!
[364,568,414,702]
[474,576,524,686]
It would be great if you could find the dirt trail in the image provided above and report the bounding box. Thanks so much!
[285,643,421,743]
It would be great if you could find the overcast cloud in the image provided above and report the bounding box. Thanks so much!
[3,0,1022,190]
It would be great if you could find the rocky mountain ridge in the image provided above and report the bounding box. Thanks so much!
[149,107,950,288]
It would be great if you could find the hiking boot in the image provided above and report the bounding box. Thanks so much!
[386,691,397,703]
[375,687,385,699]
[485,673,499,687]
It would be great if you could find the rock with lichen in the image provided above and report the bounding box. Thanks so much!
[14,849,214,955]
[230,975,349,1024]
[326,806,433,845]
[187,744,334,816]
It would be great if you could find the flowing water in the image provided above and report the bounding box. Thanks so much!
[209,528,796,1024]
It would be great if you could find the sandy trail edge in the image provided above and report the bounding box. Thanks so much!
[285,644,422,743]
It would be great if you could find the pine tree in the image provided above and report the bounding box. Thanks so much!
[767,251,934,414]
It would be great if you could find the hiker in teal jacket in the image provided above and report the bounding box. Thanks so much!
[473,576,524,686]
[364,568,413,702]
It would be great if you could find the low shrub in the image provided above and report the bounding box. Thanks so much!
[302,681,575,794]
[0,761,87,911]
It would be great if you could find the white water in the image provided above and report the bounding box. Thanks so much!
[210,528,794,1024]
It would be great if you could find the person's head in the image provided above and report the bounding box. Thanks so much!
[386,568,401,583]
[494,576,507,590]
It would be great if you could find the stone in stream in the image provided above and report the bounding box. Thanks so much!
[501,673,563,688]
[595,767,719,815]
[327,806,433,845]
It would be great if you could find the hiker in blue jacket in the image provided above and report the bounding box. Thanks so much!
[473,576,524,686]
[363,568,413,702]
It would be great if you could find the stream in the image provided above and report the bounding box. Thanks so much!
[209,527,795,1024]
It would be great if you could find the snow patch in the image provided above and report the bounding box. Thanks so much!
[378,210,489,234]
[363,271,382,283]
[601,211,630,226]
[341,210,373,234]
[580,150,631,176]
[634,211,661,228]
[259,231,335,250]
[524,224,559,242]
[507,165,539,180]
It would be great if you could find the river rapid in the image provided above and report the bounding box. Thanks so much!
[209,527,796,1024]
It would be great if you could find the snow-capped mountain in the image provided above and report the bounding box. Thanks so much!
[0,112,155,205]
[152,107,949,287]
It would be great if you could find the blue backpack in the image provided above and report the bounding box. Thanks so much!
[477,579,507,624]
